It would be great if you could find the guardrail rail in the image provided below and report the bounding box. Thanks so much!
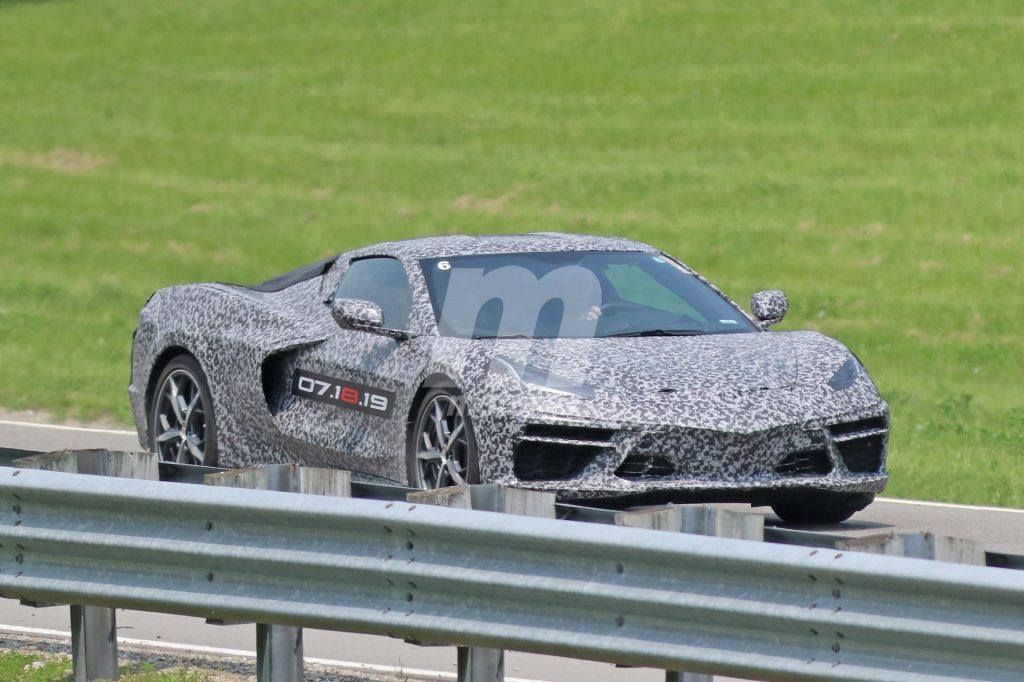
[0,455,1022,682]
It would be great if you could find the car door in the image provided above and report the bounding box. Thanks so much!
[275,256,431,479]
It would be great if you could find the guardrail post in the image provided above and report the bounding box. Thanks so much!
[409,485,555,682]
[616,504,764,682]
[15,449,159,681]
[836,531,986,565]
[205,464,351,682]
[70,604,118,682]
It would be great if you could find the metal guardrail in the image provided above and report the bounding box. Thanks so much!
[1,466,1023,681]
[11,447,1023,572]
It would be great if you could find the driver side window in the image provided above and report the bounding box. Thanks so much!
[335,257,413,331]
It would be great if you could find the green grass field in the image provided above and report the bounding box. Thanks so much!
[0,650,209,681]
[0,1,1021,505]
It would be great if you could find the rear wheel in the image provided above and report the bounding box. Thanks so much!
[770,491,874,525]
[150,355,218,466]
[406,388,479,489]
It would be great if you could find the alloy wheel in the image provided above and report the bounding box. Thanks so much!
[414,394,469,489]
[153,369,208,465]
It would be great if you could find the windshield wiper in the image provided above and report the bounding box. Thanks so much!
[599,329,708,338]
[470,333,535,340]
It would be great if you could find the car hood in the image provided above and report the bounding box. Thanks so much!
[488,331,849,397]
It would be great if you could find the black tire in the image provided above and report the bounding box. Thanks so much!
[149,354,219,466]
[406,387,479,489]
[770,491,874,525]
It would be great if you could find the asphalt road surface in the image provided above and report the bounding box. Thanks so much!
[2,418,1023,681]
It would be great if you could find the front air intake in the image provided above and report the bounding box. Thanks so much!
[522,424,617,442]
[513,441,602,481]
[837,435,885,473]
[775,449,833,477]
[615,455,675,479]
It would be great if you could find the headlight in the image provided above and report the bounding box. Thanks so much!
[488,356,596,400]
[828,356,862,391]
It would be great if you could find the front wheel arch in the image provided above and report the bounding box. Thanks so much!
[405,373,459,430]
[145,346,192,421]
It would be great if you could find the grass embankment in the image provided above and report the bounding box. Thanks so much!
[0,1,1021,504]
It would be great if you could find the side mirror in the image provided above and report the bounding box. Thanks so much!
[329,298,416,341]
[751,290,788,328]
[330,298,384,330]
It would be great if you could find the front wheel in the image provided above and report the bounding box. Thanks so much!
[406,388,479,489]
[150,354,218,466]
[770,491,874,525]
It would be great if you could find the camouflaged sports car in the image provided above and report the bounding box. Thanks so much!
[129,233,889,523]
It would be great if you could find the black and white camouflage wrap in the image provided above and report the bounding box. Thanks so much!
[129,232,889,503]
[750,290,789,328]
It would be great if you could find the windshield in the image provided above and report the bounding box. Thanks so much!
[420,251,758,339]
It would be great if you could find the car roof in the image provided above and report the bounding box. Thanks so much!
[351,232,657,260]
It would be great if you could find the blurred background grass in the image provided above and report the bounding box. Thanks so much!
[0,0,1020,504]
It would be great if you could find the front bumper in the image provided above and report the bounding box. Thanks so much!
[480,405,890,503]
